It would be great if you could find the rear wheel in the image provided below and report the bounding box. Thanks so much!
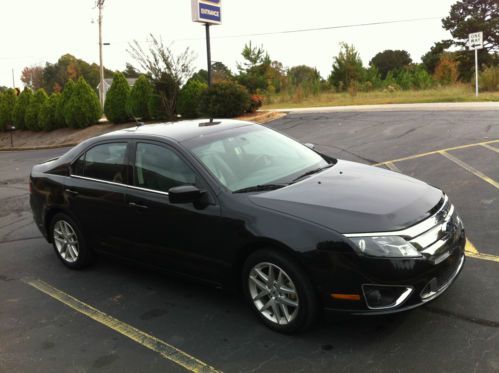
[50,213,94,269]
[242,249,317,333]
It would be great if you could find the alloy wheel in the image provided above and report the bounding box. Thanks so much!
[248,262,299,325]
[53,220,79,263]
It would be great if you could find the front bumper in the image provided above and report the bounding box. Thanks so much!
[319,229,466,314]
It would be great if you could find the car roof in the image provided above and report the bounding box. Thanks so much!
[99,119,255,143]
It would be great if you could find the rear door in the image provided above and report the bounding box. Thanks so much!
[66,141,132,253]
[123,141,224,282]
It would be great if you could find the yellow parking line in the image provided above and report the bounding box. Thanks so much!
[373,139,499,166]
[439,151,499,189]
[466,252,499,263]
[385,162,401,172]
[22,278,221,373]
[465,239,479,254]
[481,143,499,154]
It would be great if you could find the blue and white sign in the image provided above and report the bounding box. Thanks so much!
[192,0,222,25]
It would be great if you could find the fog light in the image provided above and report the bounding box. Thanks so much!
[362,285,413,310]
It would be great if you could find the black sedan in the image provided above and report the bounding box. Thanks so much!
[30,119,465,333]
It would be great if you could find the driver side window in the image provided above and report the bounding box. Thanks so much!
[134,143,197,193]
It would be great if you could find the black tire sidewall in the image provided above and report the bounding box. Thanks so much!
[242,249,317,333]
[50,213,93,269]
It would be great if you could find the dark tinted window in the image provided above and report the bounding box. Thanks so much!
[135,143,197,193]
[73,143,128,184]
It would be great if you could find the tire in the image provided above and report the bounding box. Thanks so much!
[242,249,318,333]
[50,213,94,269]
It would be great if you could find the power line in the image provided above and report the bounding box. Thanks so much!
[110,16,442,45]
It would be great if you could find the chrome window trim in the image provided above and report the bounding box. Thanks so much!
[344,195,449,239]
[361,284,414,310]
[70,174,170,196]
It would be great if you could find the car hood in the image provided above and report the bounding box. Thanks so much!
[249,160,443,234]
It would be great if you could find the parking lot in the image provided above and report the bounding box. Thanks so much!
[0,108,498,372]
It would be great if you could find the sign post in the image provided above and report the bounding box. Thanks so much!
[469,31,483,97]
[191,0,222,88]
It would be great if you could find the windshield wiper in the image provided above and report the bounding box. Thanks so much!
[233,184,287,193]
[291,163,333,184]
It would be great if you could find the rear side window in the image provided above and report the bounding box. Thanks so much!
[72,143,128,184]
[135,143,197,193]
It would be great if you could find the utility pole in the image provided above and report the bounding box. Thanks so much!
[97,0,105,109]
[11,68,15,88]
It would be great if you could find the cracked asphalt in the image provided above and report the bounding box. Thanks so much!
[0,109,498,372]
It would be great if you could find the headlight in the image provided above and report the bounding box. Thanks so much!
[349,236,422,258]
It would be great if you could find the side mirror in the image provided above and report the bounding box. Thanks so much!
[304,143,315,150]
[168,185,203,204]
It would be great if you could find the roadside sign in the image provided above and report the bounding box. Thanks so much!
[191,0,222,25]
[469,32,483,49]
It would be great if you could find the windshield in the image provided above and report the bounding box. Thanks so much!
[186,125,331,191]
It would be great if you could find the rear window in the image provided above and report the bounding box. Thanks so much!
[72,143,128,184]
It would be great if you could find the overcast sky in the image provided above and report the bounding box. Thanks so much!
[0,0,457,88]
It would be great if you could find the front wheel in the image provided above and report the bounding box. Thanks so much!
[50,213,94,269]
[242,249,318,333]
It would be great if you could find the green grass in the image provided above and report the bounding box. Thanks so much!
[262,85,499,110]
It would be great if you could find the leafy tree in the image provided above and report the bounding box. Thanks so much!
[0,89,18,130]
[25,89,48,131]
[127,34,195,119]
[122,63,141,78]
[369,50,412,79]
[198,81,250,118]
[177,79,207,118]
[39,93,61,131]
[434,54,459,85]
[41,54,113,94]
[329,43,365,91]
[442,0,499,79]
[421,41,453,74]
[64,77,101,128]
[104,72,131,123]
[479,66,499,91]
[127,75,153,120]
[13,88,33,130]
[287,65,321,95]
[363,66,383,90]
[55,79,75,127]
[21,66,44,90]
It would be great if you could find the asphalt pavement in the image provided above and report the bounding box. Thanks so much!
[0,109,498,372]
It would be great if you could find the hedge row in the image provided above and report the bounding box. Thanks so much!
[0,77,101,131]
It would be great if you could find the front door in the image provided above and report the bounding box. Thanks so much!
[124,141,224,283]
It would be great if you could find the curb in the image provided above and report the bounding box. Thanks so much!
[0,143,77,152]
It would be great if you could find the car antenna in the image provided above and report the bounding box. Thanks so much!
[199,117,221,127]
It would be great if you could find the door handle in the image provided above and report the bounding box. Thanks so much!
[128,201,148,209]
[65,188,79,196]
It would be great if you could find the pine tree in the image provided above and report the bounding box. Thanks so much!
[13,88,33,130]
[25,89,48,131]
[39,93,61,131]
[64,77,101,128]
[127,75,153,120]
[0,89,18,130]
[55,79,75,127]
[104,72,131,123]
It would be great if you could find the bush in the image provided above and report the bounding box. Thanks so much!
[104,72,131,123]
[479,66,499,91]
[434,54,458,85]
[0,89,17,131]
[247,94,263,113]
[198,81,250,118]
[39,93,61,131]
[412,66,433,90]
[64,77,102,128]
[13,88,33,130]
[127,75,153,120]
[177,79,207,118]
[55,79,75,127]
[25,89,48,131]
